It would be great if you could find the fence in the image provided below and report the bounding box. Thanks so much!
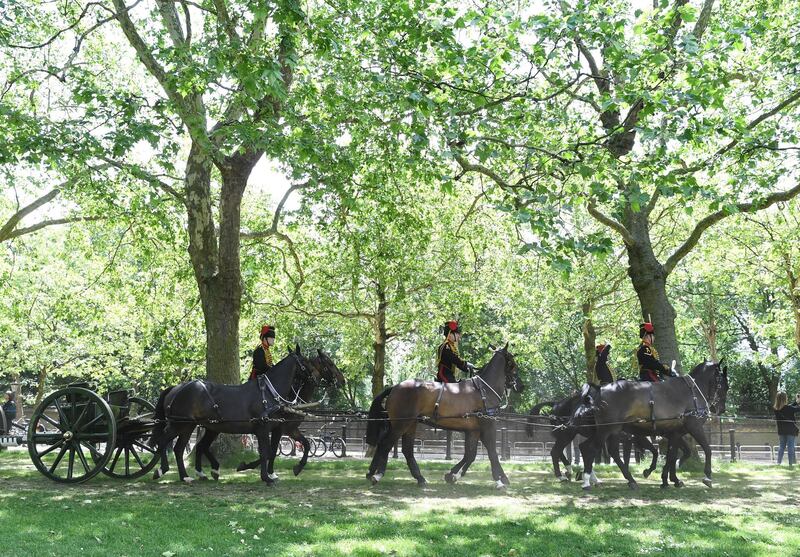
[298,414,794,465]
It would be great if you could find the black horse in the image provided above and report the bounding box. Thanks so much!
[234,350,345,479]
[573,360,728,490]
[527,390,666,483]
[150,345,314,485]
[365,344,524,488]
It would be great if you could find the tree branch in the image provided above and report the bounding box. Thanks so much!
[586,200,636,246]
[664,180,800,274]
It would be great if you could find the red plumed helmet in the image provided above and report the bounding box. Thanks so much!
[443,320,461,335]
[260,325,276,338]
[639,322,655,338]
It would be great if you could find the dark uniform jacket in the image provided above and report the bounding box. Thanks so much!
[595,345,614,385]
[249,345,274,381]
[2,400,16,424]
[436,342,469,383]
[637,341,669,382]
[775,404,800,437]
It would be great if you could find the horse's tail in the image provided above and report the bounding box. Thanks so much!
[148,385,174,448]
[526,400,556,438]
[364,386,393,455]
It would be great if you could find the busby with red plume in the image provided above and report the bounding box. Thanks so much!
[260,325,276,339]
[639,322,655,338]
[442,320,461,336]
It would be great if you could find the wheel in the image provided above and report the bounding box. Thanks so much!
[27,387,117,484]
[313,437,327,457]
[102,396,159,479]
[331,437,346,458]
[279,436,293,456]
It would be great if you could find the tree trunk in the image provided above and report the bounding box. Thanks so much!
[371,284,388,397]
[625,211,682,372]
[582,302,596,384]
[35,366,48,405]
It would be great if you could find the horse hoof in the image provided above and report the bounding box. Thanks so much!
[182,476,194,484]
[642,469,652,479]
[153,469,165,480]
[293,465,303,476]
[558,475,569,482]
[660,483,669,489]
[582,485,592,492]
[195,471,208,481]
[370,473,383,485]
[417,479,428,487]
[211,469,220,481]
[628,481,639,490]
[495,480,507,490]
[444,473,456,484]
[674,481,685,488]
[703,478,713,488]
[267,473,279,482]
[236,463,247,472]
[366,472,373,480]
[501,477,510,486]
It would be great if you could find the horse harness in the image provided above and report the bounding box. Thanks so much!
[166,353,310,424]
[432,375,506,421]
[642,372,717,431]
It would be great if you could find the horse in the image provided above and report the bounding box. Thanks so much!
[234,349,345,479]
[572,360,728,490]
[150,345,314,485]
[526,391,666,483]
[365,343,524,488]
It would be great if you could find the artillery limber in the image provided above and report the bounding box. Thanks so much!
[26,384,158,483]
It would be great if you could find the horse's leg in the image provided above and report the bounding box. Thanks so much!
[660,433,680,488]
[480,424,508,488]
[265,428,283,480]
[551,429,573,481]
[256,430,275,486]
[685,421,713,487]
[457,430,480,480]
[172,426,194,483]
[622,434,632,469]
[370,423,403,485]
[401,427,427,486]
[193,428,211,479]
[606,433,638,490]
[153,424,179,479]
[290,428,311,477]
[444,432,472,483]
[199,430,221,480]
[634,435,658,478]
[578,435,601,490]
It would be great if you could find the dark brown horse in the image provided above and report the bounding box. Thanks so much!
[573,360,728,490]
[365,344,524,488]
[234,350,345,479]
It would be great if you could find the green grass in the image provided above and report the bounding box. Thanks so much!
[1,449,798,557]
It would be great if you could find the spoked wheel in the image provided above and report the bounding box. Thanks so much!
[331,437,346,458]
[313,437,327,457]
[102,396,159,479]
[279,436,294,456]
[306,438,317,457]
[27,387,117,484]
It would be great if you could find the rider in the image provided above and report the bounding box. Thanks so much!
[249,325,276,381]
[594,343,614,385]
[435,320,475,383]
[2,391,17,423]
[637,322,671,382]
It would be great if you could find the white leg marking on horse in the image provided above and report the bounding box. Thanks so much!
[558,474,569,482]
[458,470,464,479]
[267,473,279,481]
[495,479,506,489]
[373,473,383,482]
[583,474,591,489]
[590,470,602,485]
[182,476,194,483]
[196,470,207,480]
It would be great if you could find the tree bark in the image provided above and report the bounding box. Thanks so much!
[624,210,682,372]
[35,366,48,405]
[581,302,596,384]
[371,284,388,397]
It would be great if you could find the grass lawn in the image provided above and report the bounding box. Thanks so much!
[1,449,798,557]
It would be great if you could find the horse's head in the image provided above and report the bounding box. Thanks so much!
[287,344,315,387]
[690,359,729,415]
[498,342,525,393]
[313,349,346,389]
